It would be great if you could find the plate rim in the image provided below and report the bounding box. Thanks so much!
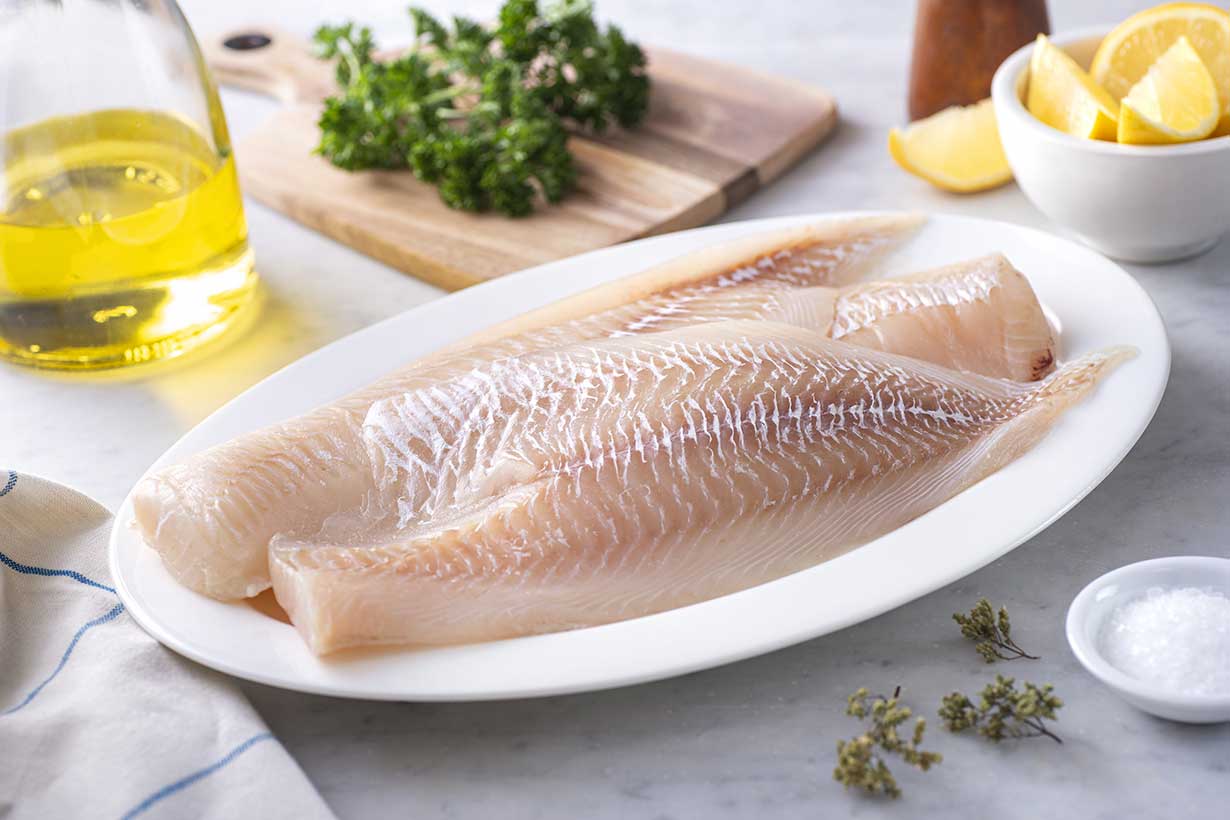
[108,210,1172,701]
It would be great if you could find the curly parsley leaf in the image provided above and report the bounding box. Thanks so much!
[313,0,648,216]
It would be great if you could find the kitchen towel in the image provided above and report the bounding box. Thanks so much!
[0,471,335,820]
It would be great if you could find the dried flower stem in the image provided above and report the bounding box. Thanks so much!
[834,686,941,798]
[939,675,1064,744]
[953,598,1039,663]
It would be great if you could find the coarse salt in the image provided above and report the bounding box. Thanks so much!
[1099,586,1230,696]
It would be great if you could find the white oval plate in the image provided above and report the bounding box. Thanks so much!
[109,212,1170,701]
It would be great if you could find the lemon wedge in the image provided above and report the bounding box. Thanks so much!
[1027,34,1120,140]
[888,99,1012,193]
[1091,2,1230,135]
[1117,36,1220,144]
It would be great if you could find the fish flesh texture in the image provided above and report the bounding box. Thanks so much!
[134,220,1056,604]
[270,321,1129,653]
[135,215,927,600]
[829,253,1055,381]
[303,253,1058,555]
[134,245,1054,604]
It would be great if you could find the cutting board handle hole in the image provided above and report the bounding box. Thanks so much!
[224,33,272,51]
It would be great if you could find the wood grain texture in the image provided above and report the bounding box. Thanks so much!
[205,27,837,290]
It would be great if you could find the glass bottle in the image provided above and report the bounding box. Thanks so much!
[0,0,257,370]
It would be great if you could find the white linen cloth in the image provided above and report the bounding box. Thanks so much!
[0,471,335,820]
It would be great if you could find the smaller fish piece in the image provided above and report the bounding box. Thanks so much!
[829,253,1057,381]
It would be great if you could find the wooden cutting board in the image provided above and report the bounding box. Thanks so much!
[204,28,837,291]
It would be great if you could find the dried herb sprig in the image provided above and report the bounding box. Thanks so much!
[953,598,1039,663]
[834,687,942,798]
[939,675,1063,744]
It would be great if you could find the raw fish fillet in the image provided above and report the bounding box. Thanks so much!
[308,253,1058,552]
[135,216,926,599]
[133,219,1053,604]
[270,321,1130,653]
[830,253,1056,381]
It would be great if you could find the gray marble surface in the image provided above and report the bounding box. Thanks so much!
[4,0,1229,817]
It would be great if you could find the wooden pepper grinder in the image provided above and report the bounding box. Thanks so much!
[908,0,1050,120]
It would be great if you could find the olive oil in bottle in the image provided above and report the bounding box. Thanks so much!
[0,108,256,369]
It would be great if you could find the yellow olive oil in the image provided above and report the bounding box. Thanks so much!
[0,109,256,369]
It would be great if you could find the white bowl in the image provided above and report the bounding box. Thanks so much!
[991,27,1230,264]
[1066,556,1230,724]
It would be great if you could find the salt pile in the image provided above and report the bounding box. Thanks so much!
[1099,586,1230,696]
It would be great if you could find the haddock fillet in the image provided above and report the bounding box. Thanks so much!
[271,321,1129,653]
[133,219,1053,603]
[136,215,926,599]
[318,253,1057,547]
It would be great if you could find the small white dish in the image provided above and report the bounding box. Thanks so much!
[992,27,1230,264]
[1066,556,1230,724]
[110,212,1169,701]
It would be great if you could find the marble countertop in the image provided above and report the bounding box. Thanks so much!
[4,1,1228,816]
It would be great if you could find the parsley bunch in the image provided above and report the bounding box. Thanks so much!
[313,0,650,216]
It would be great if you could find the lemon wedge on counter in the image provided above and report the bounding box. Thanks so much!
[1091,2,1230,136]
[1027,34,1120,140]
[1117,36,1220,144]
[888,99,1012,193]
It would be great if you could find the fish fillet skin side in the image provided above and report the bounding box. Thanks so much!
[269,322,1132,654]
[134,215,924,600]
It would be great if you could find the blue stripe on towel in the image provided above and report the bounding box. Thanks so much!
[119,732,275,820]
[2,602,125,715]
[0,548,117,594]
[0,471,16,496]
